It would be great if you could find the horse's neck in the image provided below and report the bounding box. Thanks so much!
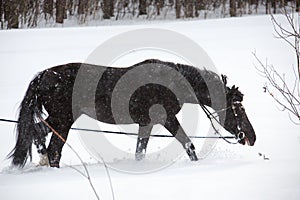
[179,65,226,111]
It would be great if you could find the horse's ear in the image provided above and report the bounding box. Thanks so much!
[221,74,227,86]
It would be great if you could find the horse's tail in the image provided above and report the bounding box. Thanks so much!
[9,71,46,167]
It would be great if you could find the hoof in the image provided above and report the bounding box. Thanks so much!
[186,148,198,161]
[49,161,60,168]
[135,152,145,161]
[185,142,198,161]
[48,151,61,168]
[189,153,198,161]
[38,154,49,166]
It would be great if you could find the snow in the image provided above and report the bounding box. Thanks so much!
[1,15,300,200]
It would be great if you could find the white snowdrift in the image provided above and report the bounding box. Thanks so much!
[0,15,299,200]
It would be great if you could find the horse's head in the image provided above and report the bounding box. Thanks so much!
[223,85,256,146]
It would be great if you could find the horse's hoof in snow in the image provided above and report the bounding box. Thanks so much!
[187,149,198,161]
[38,154,49,166]
[135,152,145,161]
[185,142,198,161]
[49,161,60,168]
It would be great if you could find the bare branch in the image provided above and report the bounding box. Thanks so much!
[65,163,88,178]
[253,6,300,123]
[270,6,300,79]
[94,152,115,200]
[288,112,300,125]
[41,119,101,200]
[253,51,300,122]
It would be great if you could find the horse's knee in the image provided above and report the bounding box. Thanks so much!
[164,117,198,161]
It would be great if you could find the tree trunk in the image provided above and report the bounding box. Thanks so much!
[109,0,114,16]
[156,0,164,15]
[0,0,2,17]
[67,0,74,16]
[296,0,300,12]
[184,0,194,18]
[56,0,66,23]
[237,0,243,15]
[195,0,205,10]
[266,0,269,14]
[77,0,88,15]
[44,0,53,15]
[253,0,259,13]
[175,0,181,18]
[77,0,86,15]
[102,0,114,19]
[0,0,3,28]
[139,0,147,15]
[4,0,19,28]
[271,0,276,14]
[32,0,40,27]
[230,0,236,17]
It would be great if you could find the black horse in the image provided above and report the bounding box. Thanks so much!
[9,59,256,168]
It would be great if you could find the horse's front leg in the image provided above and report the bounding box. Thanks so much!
[135,125,153,161]
[164,117,198,161]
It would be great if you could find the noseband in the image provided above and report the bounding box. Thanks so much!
[199,99,246,144]
[231,101,245,142]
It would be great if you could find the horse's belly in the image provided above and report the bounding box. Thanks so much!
[80,106,116,124]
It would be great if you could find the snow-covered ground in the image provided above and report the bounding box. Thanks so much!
[0,15,300,200]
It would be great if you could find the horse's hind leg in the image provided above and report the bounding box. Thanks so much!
[46,117,73,168]
[135,125,153,161]
[33,119,51,166]
[164,117,198,161]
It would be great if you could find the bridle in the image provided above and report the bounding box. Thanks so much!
[199,99,246,144]
[217,75,246,143]
[231,101,246,142]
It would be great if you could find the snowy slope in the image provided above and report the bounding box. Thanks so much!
[0,15,300,200]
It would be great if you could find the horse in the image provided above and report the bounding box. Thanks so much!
[9,59,256,168]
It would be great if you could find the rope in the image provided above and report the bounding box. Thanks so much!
[198,103,239,144]
[40,118,101,200]
[0,118,236,140]
[0,118,18,123]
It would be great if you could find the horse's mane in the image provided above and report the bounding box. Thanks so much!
[133,59,222,84]
[175,62,222,86]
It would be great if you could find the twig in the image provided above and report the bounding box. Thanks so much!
[40,118,101,200]
[94,152,115,200]
[253,52,300,121]
[270,6,300,78]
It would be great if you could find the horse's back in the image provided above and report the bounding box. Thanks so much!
[37,60,204,124]
[39,63,106,118]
